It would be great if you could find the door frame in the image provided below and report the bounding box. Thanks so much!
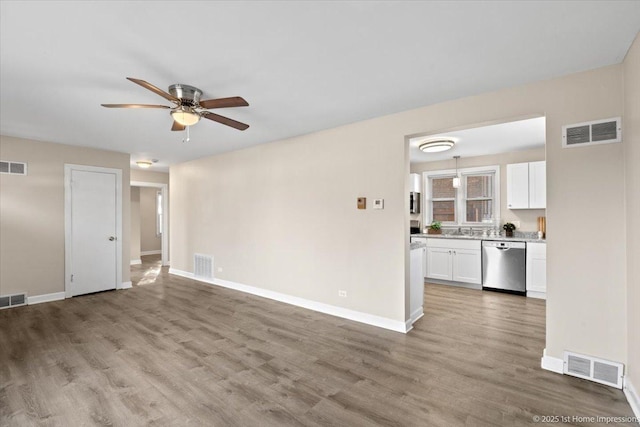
[64,164,123,298]
[131,180,169,266]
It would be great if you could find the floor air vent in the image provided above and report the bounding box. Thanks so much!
[562,117,621,148]
[0,293,28,310]
[194,254,214,279]
[563,351,623,389]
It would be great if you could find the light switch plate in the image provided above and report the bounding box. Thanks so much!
[373,199,384,209]
[357,197,366,209]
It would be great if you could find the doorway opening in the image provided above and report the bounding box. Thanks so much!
[130,181,169,272]
[405,114,547,330]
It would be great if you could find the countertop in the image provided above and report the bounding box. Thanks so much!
[410,241,427,250]
[410,233,546,244]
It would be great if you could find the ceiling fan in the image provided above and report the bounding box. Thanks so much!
[101,77,249,131]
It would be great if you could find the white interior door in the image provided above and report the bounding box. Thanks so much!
[69,169,118,296]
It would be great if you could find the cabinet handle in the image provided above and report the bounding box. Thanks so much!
[449,250,452,254]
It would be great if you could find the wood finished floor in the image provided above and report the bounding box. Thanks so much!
[0,255,634,426]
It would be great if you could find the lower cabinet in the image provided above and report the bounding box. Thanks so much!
[526,242,547,298]
[410,236,428,278]
[426,239,482,285]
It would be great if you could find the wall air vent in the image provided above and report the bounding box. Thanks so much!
[563,351,623,389]
[194,253,214,279]
[562,117,621,148]
[0,292,28,310]
[0,160,27,175]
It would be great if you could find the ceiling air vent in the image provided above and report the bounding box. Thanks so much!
[563,351,623,389]
[562,117,621,148]
[0,160,27,175]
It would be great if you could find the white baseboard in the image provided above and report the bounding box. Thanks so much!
[169,268,408,333]
[130,259,142,265]
[410,307,424,325]
[404,319,413,333]
[27,292,65,305]
[141,250,161,256]
[119,281,132,289]
[526,291,547,300]
[624,377,640,420]
[541,348,564,374]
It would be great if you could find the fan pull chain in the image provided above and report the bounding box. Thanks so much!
[182,125,190,143]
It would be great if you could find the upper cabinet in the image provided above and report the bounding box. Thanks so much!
[507,161,546,209]
[410,173,422,193]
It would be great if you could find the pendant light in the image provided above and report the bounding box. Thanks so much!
[453,155,461,188]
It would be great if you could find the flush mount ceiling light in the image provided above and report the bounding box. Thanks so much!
[171,106,201,126]
[418,138,455,153]
[136,161,153,168]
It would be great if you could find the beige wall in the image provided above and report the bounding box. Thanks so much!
[130,187,141,262]
[140,187,161,253]
[0,136,130,297]
[624,33,640,393]
[411,147,546,232]
[172,63,628,365]
[171,119,407,321]
[131,169,169,185]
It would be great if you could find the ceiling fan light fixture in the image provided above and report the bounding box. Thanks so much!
[171,107,200,126]
[419,139,455,153]
[136,161,153,169]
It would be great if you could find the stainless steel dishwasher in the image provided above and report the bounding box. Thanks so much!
[482,240,526,295]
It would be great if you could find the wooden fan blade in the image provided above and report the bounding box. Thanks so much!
[202,112,249,131]
[199,96,249,109]
[126,77,180,103]
[101,104,170,109]
[171,121,186,131]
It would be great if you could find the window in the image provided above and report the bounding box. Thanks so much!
[431,176,456,222]
[424,165,500,226]
[465,174,494,223]
[156,190,163,237]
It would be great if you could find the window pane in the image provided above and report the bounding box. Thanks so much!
[432,177,455,199]
[466,200,493,222]
[466,175,493,199]
[432,200,455,222]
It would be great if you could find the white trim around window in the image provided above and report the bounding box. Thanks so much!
[422,165,500,227]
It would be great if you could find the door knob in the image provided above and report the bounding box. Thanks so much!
[109,236,116,241]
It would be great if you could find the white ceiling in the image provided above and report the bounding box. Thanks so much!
[1,2,639,172]
[409,116,546,163]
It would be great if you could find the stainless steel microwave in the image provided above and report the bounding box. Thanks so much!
[409,192,420,214]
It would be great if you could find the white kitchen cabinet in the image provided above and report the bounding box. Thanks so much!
[410,236,428,278]
[507,161,546,209]
[452,248,482,283]
[409,246,425,325]
[528,161,546,209]
[526,242,546,299]
[410,173,422,193]
[426,247,452,281]
[507,162,530,209]
[426,239,481,284]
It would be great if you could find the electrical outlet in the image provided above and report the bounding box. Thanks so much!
[217,267,223,272]
[338,290,347,298]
